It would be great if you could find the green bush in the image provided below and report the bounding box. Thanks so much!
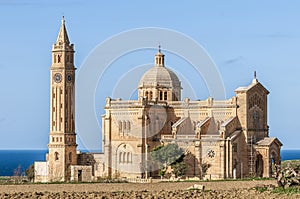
[151,143,186,177]
[25,164,34,181]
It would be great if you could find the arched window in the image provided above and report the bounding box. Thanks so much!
[57,55,61,63]
[145,91,148,98]
[123,152,126,163]
[159,91,163,100]
[119,152,123,163]
[123,121,127,130]
[118,121,122,135]
[149,91,153,100]
[54,152,59,161]
[164,91,168,100]
[69,152,72,162]
[127,152,131,163]
[127,121,131,131]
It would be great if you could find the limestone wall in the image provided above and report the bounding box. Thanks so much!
[34,161,48,183]
[70,165,92,182]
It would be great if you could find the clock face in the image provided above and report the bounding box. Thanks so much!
[67,74,73,83]
[54,73,62,83]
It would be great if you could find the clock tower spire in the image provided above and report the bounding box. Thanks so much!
[48,16,77,182]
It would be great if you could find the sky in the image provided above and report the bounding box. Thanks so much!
[0,0,299,150]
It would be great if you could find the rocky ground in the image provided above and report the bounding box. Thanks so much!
[0,180,299,198]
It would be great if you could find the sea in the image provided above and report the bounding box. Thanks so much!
[0,149,299,176]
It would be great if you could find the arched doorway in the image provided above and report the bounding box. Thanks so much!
[233,159,238,179]
[256,154,263,177]
[270,150,280,177]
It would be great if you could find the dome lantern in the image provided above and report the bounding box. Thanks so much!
[154,45,165,67]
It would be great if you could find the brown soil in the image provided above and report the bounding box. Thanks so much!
[0,180,299,198]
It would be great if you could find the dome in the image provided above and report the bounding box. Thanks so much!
[138,66,181,89]
[138,47,182,101]
[138,47,181,89]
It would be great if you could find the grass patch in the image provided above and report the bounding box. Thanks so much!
[281,160,300,169]
[255,186,300,194]
[33,179,128,185]
[201,177,273,182]
[272,187,300,194]
[159,177,273,183]
[236,177,273,181]
[255,186,268,193]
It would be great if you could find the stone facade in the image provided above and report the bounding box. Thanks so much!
[70,165,92,182]
[34,18,282,182]
[99,50,282,180]
[47,17,78,182]
[34,162,48,182]
[35,17,78,182]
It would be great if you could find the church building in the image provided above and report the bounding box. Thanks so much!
[34,18,282,182]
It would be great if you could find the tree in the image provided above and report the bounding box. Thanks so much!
[172,161,187,177]
[151,143,186,177]
[25,164,35,182]
[151,143,184,166]
[13,165,22,176]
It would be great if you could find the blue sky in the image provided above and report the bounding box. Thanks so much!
[0,0,299,150]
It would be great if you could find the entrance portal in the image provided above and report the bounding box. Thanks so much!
[256,154,263,177]
[78,170,82,182]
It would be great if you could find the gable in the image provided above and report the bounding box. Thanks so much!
[247,82,269,95]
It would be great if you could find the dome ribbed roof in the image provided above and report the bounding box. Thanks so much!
[139,47,181,89]
[139,66,181,88]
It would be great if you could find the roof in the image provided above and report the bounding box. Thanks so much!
[220,117,236,127]
[229,130,241,141]
[138,64,181,89]
[138,48,181,89]
[172,117,188,128]
[256,137,283,146]
[56,16,70,45]
[196,117,211,128]
[234,75,269,94]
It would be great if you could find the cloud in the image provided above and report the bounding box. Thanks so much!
[223,56,243,65]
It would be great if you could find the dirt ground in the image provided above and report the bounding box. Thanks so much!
[0,180,299,198]
[0,179,276,193]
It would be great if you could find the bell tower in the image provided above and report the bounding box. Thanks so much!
[48,17,77,182]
